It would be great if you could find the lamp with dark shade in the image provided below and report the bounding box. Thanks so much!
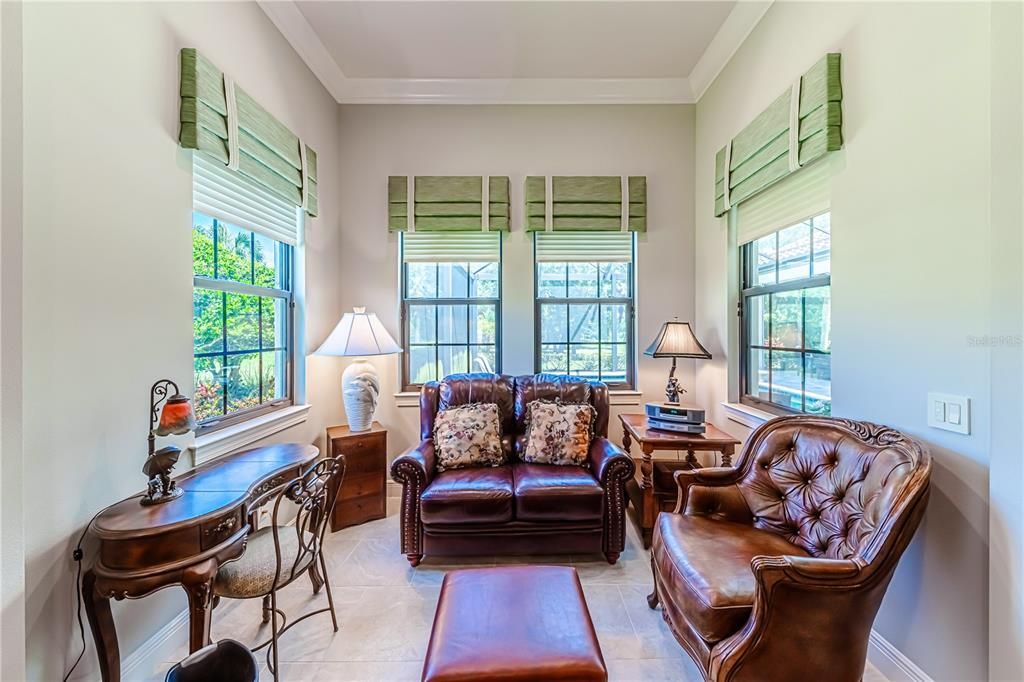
[644,320,712,404]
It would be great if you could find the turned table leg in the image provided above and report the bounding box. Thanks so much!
[685,448,699,468]
[83,569,120,682]
[722,444,735,468]
[639,445,656,549]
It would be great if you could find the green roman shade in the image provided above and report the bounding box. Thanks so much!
[179,48,319,217]
[714,53,842,217]
[388,176,510,232]
[525,176,647,232]
[402,232,501,263]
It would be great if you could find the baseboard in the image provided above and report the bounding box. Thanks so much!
[868,629,932,682]
[120,608,189,680]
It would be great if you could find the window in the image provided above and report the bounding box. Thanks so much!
[740,212,831,415]
[401,233,501,389]
[192,213,293,429]
[535,233,635,388]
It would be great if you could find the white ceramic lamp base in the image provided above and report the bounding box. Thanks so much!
[342,358,381,432]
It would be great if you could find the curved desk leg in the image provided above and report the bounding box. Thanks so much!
[183,561,217,652]
[83,569,120,682]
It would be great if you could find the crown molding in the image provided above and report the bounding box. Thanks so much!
[340,77,694,105]
[258,0,348,102]
[688,0,773,101]
[259,1,770,105]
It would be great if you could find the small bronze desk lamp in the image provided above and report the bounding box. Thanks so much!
[142,379,196,506]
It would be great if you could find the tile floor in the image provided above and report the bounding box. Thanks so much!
[148,500,888,681]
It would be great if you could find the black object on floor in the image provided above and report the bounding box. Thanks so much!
[165,639,259,682]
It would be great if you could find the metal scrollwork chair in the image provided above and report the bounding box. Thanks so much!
[213,456,346,679]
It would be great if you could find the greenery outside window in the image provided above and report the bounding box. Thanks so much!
[740,212,831,415]
[401,235,501,389]
[192,212,293,430]
[535,236,635,388]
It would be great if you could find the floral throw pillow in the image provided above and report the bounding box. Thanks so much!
[433,403,506,472]
[522,400,596,466]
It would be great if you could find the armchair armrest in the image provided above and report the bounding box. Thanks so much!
[390,439,436,489]
[710,554,871,680]
[752,554,864,585]
[672,467,745,515]
[588,437,635,486]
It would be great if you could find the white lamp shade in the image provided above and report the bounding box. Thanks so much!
[315,307,402,357]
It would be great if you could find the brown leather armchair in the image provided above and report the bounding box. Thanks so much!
[648,416,931,682]
[390,373,635,567]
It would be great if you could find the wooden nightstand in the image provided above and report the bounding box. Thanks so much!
[326,422,387,532]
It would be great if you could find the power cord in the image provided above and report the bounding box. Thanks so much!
[62,505,113,682]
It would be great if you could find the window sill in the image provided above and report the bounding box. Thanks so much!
[721,402,776,429]
[395,389,643,408]
[395,392,420,408]
[609,390,643,406]
[191,404,311,466]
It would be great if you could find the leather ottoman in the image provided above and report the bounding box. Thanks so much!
[422,566,607,682]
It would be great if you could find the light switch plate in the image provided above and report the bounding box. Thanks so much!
[927,392,970,435]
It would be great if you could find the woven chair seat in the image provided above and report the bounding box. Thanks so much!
[214,526,317,599]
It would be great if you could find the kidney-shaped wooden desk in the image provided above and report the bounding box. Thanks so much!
[84,443,319,682]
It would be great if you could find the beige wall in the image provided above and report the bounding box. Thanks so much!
[333,104,698,462]
[20,3,343,679]
[1,1,27,679]
[694,2,1003,679]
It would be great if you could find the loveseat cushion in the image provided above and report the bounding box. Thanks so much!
[652,513,809,643]
[522,400,595,466]
[421,466,514,525]
[433,402,505,472]
[513,463,604,523]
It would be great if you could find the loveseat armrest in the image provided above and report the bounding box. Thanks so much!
[588,437,635,487]
[672,468,746,515]
[390,439,436,489]
[588,437,634,562]
[389,440,436,566]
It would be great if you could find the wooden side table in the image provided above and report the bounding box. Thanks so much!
[618,413,741,548]
[327,423,387,532]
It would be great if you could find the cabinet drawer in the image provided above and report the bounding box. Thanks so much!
[333,493,385,529]
[340,472,384,500]
[331,439,385,476]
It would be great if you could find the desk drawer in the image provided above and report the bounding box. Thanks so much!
[201,509,243,550]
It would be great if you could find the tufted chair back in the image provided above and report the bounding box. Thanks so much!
[734,416,931,563]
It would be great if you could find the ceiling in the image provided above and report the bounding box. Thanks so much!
[259,1,772,104]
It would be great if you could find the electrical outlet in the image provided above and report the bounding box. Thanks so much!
[927,392,970,435]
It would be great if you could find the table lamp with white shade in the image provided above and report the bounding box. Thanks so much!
[315,307,402,432]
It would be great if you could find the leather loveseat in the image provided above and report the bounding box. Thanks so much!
[648,415,931,682]
[390,373,636,566]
